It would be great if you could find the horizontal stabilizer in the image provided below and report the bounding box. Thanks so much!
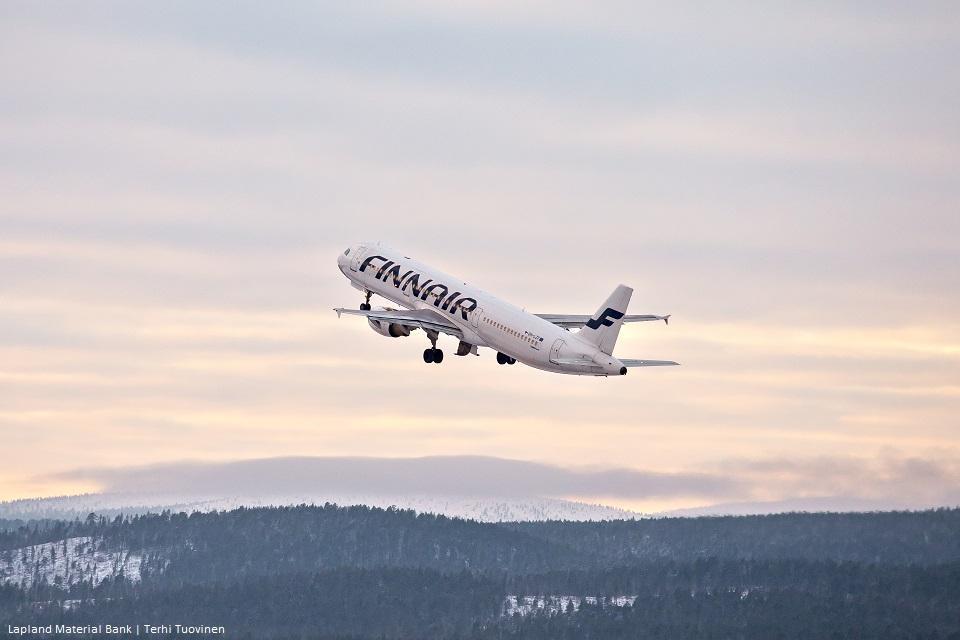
[620,359,680,367]
[537,313,670,328]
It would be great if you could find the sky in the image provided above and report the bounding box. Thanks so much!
[1,1,958,512]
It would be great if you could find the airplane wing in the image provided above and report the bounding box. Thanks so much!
[537,314,670,328]
[333,307,464,339]
[620,359,680,367]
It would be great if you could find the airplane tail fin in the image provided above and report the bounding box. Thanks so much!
[578,284,632,355]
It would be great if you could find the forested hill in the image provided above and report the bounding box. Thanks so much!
[0,506,571,577]
[510,508,960,565]
[4,506,958,568]
[2,506,959,639]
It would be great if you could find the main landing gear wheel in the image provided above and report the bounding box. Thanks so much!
[496,353,516,365]
[423,348,443,364]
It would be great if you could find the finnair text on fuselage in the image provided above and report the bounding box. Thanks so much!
[358,254,478,321]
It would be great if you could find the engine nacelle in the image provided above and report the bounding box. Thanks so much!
[367,310,411,338]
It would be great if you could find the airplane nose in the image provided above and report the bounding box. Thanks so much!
[336,254,349,275]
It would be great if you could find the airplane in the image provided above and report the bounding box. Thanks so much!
[334,242,678,376]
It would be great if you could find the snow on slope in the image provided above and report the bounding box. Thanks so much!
[0,537,143,589]
[0,493,643,523]
[503,595,637,617]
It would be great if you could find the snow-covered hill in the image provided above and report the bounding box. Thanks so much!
[0,537,143,589]
[0,492,643,523]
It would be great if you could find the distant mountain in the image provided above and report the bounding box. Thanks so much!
[30,455,955,525]
[0,492,642,524]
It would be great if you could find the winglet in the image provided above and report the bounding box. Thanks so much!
[664,314,670,325]
[334,308,343,318]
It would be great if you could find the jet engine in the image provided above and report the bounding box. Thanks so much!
[367,308,412,338]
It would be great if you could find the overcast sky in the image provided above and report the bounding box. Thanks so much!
[1,1,958,511]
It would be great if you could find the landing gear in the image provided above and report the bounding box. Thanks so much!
[496,352,516,365]
[423,330,443,364]
[360,290,372,311]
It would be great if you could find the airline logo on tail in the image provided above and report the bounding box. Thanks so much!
[585,308,625,329]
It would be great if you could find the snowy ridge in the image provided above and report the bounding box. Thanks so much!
[0,537,143,589]
[0,493,643,523]
[503,595,637,617]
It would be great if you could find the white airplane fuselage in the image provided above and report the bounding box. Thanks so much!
[337,242,628,376]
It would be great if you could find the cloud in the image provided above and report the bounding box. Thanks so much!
[712,454,960,507]
[46,456,742,500]
[38,453,960,512]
